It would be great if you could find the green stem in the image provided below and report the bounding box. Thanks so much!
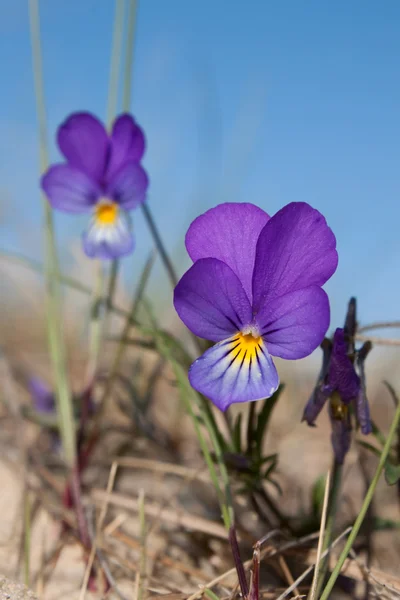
[320,399,400,600]
[84,262,105,387]
[29,0,76,468]
[313,460,343,598]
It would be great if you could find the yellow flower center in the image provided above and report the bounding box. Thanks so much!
[234,331,263,364]
[95,202,119,225]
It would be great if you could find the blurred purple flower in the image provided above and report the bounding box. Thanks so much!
[174,202,338,411]
[29,376,55,413]
[303,325,372,464]
[41,112,149,260]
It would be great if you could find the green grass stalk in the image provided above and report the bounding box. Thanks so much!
[28,0,76,468]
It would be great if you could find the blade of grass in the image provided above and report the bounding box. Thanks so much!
[104,0,127,330]
[313,459,343,597]
[107,0,125,126]
[320,395,400,600]
[28,0,76,467]
[309,468,331,600]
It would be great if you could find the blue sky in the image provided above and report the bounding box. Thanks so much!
[0,0,399,332]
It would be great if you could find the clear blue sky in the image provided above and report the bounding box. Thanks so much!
[0,0,399,332]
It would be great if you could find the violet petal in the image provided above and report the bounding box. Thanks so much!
[106,161,149,209]
[173,258,253,342]
[257,286,330,359]
[41,164,100,213]
[185,203,270,302]
[105,114,146,182]
[302,386,329,425]
[57,112,109,183]
[252,202,338,308]
[189,334,279,411]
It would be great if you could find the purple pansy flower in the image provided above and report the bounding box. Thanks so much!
[174,202,338,411]
[303,323,372,464]
[41,112,149,259]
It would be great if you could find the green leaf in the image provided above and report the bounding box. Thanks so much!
[357,440,382,458]
[371,420,387,447]
[372,516,400,530]
[384,460,400,486]
[255,384,284,458]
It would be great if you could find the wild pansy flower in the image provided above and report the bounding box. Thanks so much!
[41,112,148,259]
[174,202,338,411]
[303,299,372,463]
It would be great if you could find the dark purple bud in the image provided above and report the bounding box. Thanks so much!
[328,329,360,403]
[29,377,56,414]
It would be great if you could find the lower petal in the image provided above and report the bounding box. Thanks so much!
[106,161,149,210]
[41,164,100,213]
[82,210,134,259]
[189,334,279,411]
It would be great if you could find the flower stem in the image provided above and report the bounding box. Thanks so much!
[83,261,105,388]
[29,0,76,468]
[320,397,400,600]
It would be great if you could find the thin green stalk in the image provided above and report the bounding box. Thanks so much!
[313,459,343,598]
[83,261,105,388]
[29,0,76,467]
[143,299,234,530]
[95,251,155,424]
[122,0,137,111]
[107,0,125,126]
[0,250,135,322]
[320,398,400,600]
[105,0,126,322]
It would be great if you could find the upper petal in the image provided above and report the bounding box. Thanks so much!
[173,258,252,342]
[105,114,146,183]
[252,202,338,309]
[57,112,109,182]
[189,334,279,411]
[106,161,149,209]
[41,164,100,213]
[257,286,330,359]
[185,203,270,302]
